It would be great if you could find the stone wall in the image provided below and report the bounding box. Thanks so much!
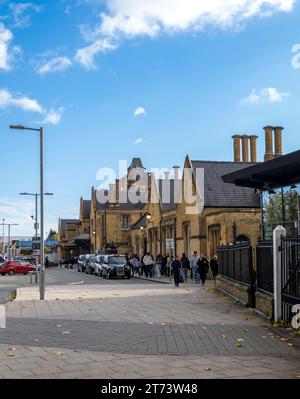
[255,290,274,321]
[216,275,252,307]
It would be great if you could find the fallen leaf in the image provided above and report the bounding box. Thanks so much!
[204,368,211,371]
[34,339,39,342]
[262,336,267,339]
[280,338,288,341]
[56,324,62,328]
[54,352,63,356]
[221,335,227,339]
[287,343,294,347]
[62,331,70,335]
[6,351,16,357]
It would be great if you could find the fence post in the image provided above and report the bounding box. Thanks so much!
[273,225,286,323]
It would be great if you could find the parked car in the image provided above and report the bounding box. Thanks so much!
[95,254,110,277]
[101,255,131,279]
[77,255,87,272]
[0,259,35,276]
[78,254,92,273]
[14,256,36,265]
[86,255,98,274]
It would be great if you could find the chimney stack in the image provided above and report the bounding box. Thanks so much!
[232,135,241,163]
[249,135,258,163]
[164,171,170,180]
[242,135,249,162]
[173,165,181,180]
[115,179,120,205]
[274,126,283,157]
[264,126,274,161]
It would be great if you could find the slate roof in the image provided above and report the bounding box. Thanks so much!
[127,157,145,172]
[82,200,91,218]
[190,161,260,208]
[131,213,147,230]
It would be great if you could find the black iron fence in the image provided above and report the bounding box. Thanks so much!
[282,236,300,324]
[217,243,256,307]
[256,240,273,294]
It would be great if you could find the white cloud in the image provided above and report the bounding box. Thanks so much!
[0,197,58,237]
[40,107,65,125]
[241,87,290,104]
[9,2,42,28]
[134,137,143,144]
[36,56,72,75]
[0,88,64,124]
[134,106,146,117]
[96,0,294,39]
[0,23,13,70]
[75,38,117,70]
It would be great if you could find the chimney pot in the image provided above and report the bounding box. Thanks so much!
[232,135,241,163]
[249,135,258,163]
[274,126,284,157]
[264,126,274,161]
[173,166,181,179]
[241,134,249,162]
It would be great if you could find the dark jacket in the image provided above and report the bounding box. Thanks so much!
[197,257,209,275]
[210,258,218,277]
[171,260,182,271]
[180,256,190,269]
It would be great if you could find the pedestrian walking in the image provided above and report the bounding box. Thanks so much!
[131,255,141,278]
[171,255,182,287]
[210,255,219,283]
[190,251,200,283]
[180,253,190,282]
[155,254,163,278]
[197,255,209,287]
[143,252,154,278]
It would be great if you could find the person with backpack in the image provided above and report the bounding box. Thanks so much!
[197,254,209,287]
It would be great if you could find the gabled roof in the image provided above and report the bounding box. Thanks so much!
[127,157,145,172]
[131,213,147,230]
[190,160,260,208]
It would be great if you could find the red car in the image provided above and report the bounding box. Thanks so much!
[0,260,35,276]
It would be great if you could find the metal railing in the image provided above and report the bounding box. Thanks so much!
[256,240,273,294]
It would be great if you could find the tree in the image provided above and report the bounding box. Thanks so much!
[47,229,58,241]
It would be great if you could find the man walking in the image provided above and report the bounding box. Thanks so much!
[190,251,200,283]
[171,255,182,287]
[143,252,154,278]
[180,253,190,282]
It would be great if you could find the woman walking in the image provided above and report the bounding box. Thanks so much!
[210,255,219,283]
[197,255,209,287]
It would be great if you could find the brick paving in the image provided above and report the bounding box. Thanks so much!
[0,268,299,379]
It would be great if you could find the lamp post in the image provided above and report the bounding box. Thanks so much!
[2,218,5,255]
[10,124,46,300]
[6,223,19,259]
[20,192,53,237]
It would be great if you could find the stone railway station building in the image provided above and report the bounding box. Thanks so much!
[58,127,285,261]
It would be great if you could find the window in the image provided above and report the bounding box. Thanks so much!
[121,215,130,230]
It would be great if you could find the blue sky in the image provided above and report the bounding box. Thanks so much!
[1,0,300,236]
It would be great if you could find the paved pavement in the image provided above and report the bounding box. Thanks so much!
[0,268,299,379]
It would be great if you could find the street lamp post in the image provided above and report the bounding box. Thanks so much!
[7,223,19,259]
[20,192,53,238]
[10,124,46,300]
[2,218,5,255]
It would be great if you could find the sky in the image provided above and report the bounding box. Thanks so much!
[1,0,300,237]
